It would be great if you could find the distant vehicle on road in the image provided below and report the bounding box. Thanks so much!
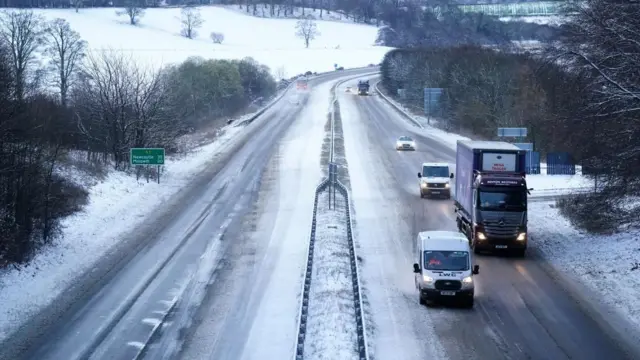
[395,136,415,151]
[454,140,533,257]
[357,80,370,95]
[413,231,479,308]
[418,162,453,199]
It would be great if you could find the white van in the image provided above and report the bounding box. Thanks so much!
[417,162,454,199]
[413,230,479,308]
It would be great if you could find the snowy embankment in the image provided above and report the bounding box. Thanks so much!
[33,6,391,76]
[528,202,640,329]
[0,123,245,341]
[372,80,594,194]
[304,190,358,360]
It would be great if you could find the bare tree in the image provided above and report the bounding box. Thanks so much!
[117,0,146,26]
[295,16,320,48]
[74,0,83,13]
[275,65,287,80]
[43,18,86,107]
[210,31,224,44]
[75,50,180,169]
[180,5,204,39]
[0,10,43,101]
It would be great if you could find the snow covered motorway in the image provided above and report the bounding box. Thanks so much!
[336,75,640,360]
[0,68,378,360]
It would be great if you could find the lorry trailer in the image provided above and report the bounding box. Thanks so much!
[453,141,532,257]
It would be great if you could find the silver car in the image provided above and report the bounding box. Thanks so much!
[396,136,416,151]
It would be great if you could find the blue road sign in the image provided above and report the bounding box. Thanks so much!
[498,127,528,137]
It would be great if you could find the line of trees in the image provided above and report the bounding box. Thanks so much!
[0,9,276,268]
[381,0,640,233]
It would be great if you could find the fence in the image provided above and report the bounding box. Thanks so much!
[546,152,576,175]
[525,151,541,175]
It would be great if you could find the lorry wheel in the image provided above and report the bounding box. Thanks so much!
[473,243,481,254]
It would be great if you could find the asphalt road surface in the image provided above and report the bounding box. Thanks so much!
[338,77,639,360]
[0,68,378,360]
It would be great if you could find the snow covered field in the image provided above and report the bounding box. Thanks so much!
[373,82,595,194]
[33,6,391,76]
[304,190,358,360]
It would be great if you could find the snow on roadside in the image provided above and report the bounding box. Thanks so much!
[372,82,594,192]
[304,190,358,360]
[528,201,640,328]
[0,123,245,342]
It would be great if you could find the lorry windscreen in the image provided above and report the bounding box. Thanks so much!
[424,250,469,271]
[423,166,449,177]
[478,188,526,211]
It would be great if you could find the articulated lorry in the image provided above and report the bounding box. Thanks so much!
[357,80,370,95]
[454,141,532,257]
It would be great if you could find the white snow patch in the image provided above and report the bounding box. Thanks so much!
[223,4,363,24]
[0,124,244,342]
[30,6,391,76]
[304,190,358,360]
[529,201,640,329]
[372,82,595,193]
[499,15,570,25]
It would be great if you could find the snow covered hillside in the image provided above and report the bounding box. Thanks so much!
[33,6,390,76]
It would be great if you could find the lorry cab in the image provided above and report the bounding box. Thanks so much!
[453,141,533,257]
[418,162,454,199]
[413,231,479,308]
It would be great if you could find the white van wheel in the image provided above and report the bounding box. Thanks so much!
[419,294,426,305]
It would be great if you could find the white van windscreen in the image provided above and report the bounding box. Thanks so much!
[424,251,469,271]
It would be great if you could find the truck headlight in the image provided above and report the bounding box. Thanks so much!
[423,275,434,284]
[516,232,526,241]
[477,232,487,240]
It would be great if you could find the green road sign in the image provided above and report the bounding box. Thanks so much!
[130,148,165,165]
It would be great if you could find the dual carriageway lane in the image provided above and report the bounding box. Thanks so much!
[338,77,638,360]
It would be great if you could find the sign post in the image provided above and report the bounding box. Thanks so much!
[130,148,165,184]
[424,88,443,124]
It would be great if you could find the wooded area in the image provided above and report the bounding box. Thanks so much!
[381,0,640,233]
[0,9,276,267]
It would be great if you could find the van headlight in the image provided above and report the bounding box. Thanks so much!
[423,275,434,284]
[462,276,473,288]
[516,232,526,241]
[421,182,427,188]
[444,183,450,188]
